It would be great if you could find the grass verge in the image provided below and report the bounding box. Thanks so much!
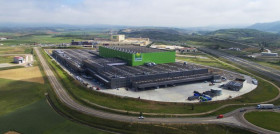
[47,80,255,134]
[245,111,280,132]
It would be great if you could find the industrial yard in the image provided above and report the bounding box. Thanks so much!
[48,46,257,103]
[100,75,257,102]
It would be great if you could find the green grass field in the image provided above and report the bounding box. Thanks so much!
[0,99,108,134]
[0,56,14,63]
[47,83,254,134]
[0,46,33,54]
[245,111,280,132]
[0,35,83,46]
[0,66,23,71]
[256,61,280,71]
[0,31,111,46]
[0,78,46,115]
[0,63,109,134]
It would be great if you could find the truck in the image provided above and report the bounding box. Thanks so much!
[257,104,274,109]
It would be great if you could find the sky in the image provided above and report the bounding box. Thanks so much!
[0,0,280,27]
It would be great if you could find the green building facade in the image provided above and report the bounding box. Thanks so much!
[99,46,175,66]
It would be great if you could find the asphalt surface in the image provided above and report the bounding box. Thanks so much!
[34,47,280,134]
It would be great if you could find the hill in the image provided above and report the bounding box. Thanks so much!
[248,21,280,33]
[118,28,196,41]
[206,29,280,47]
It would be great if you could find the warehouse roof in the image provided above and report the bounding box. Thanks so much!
[102,45,169,54]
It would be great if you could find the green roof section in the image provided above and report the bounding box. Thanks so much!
[99,46,175,66]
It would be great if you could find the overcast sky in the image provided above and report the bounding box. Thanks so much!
[0,0,280,27]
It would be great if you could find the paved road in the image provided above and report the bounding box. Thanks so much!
[199,48,280,83]
[34,47,280,134]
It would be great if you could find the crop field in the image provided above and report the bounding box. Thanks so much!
[0,65,108,134]
[0,35,83,46]
[0,78,46,116]
[0,47,32,54]
[245,111,280,132]
[0,99,108,134]
[0,66,44,84]
[0,56,14,63]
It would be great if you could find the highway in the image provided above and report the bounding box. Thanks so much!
[199,47,280,84]
[34,47,280,134]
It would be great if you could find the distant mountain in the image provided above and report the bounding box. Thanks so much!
[207,29,277,39]
[248,21,280,33]
[118,28,190,41]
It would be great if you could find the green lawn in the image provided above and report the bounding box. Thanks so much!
[245,111,280,132]
[256,61,280,71]
[0,66,23,71]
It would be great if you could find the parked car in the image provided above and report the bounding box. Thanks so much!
[240,109,247,112]
[217,114,224,119]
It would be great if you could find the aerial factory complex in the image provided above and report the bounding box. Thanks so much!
[52,45,216,90]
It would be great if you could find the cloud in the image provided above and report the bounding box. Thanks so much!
[0,0,280,27]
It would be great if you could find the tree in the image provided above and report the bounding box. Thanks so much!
[258,42,265,52]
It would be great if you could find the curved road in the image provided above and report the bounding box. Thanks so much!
[34,47,279,134]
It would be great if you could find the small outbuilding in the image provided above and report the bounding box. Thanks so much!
[14,56,24,64]
[224,81,243,91]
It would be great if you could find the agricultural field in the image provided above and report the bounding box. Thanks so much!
[0,99,108,134]
[0,66,44,84]
[0,47,32,54]
[0,35,81,46]
[245,111,280,132]
[0,31,110,46]
[0,78,46,116]
[0,56,14,63]
[0,64,108,134]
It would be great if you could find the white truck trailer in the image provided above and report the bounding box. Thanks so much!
[257,104,274,109]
